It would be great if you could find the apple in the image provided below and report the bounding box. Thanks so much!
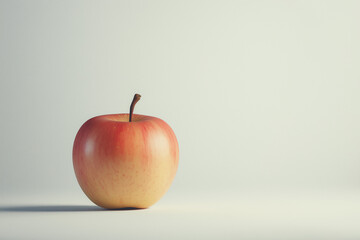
[72,94,179,209]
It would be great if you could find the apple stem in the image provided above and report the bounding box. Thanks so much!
[129,94,141,122]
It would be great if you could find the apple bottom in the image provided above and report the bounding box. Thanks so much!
[77,156,176,209]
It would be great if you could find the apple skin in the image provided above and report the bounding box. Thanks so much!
[73,113,179,209]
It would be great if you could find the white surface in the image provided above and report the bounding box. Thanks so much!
[1,1,360,239]
[1,190,360,239]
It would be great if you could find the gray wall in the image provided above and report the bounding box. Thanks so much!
[1,0,359,198]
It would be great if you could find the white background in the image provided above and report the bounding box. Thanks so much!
[1,0,360,239]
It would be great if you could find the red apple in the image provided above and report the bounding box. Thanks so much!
[73,94,179,209]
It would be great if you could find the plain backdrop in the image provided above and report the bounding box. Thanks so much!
[0,1,360,239]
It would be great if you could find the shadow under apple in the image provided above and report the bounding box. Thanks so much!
[0,205,143,212]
